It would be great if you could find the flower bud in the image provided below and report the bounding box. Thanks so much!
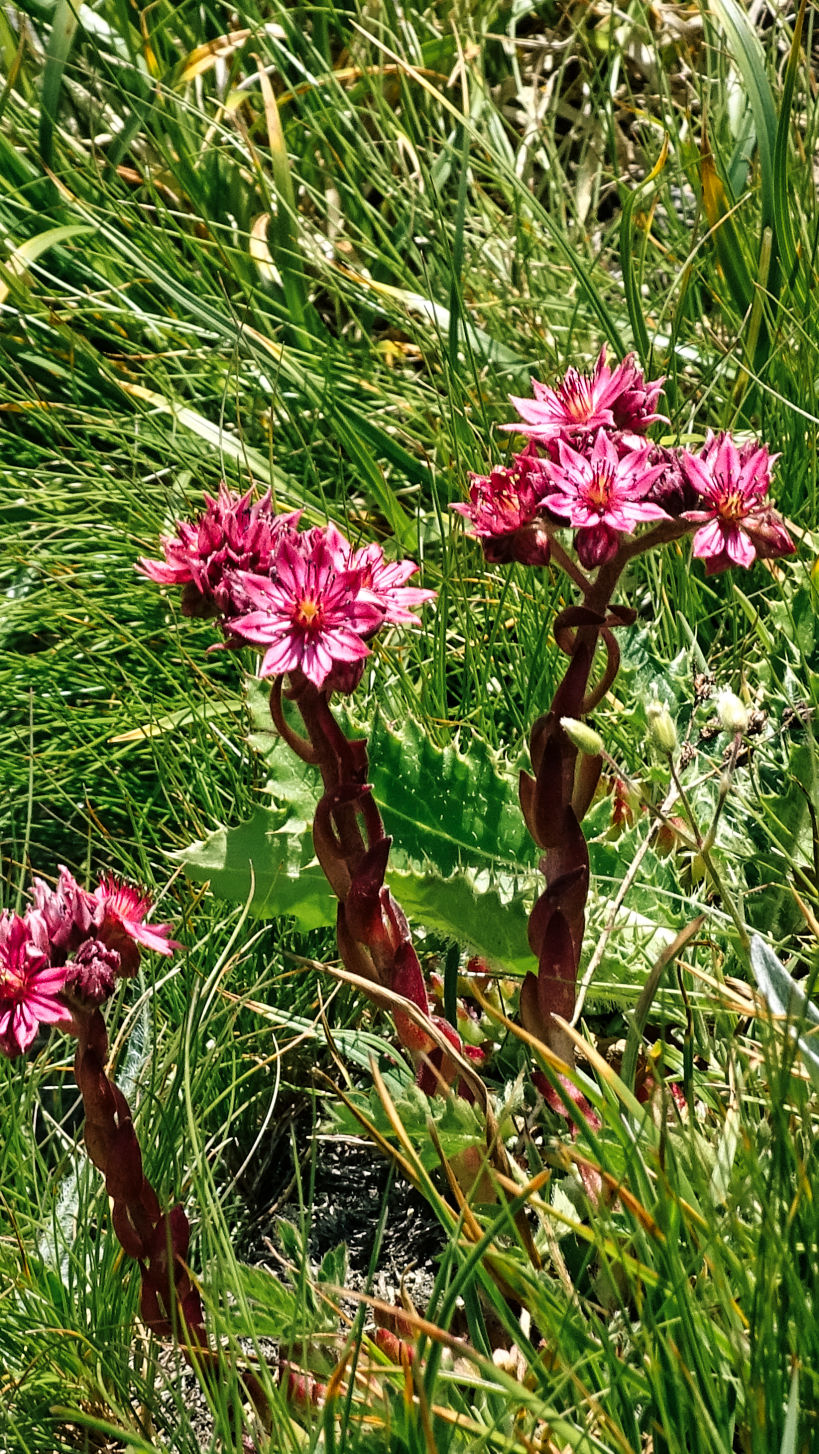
[715,689,749,735]
[560,717,605,757]
[647,697,678,756]
[654,815,687,858]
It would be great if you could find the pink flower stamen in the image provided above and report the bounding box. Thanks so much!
[585,463,616,510]
[559,368,598,423]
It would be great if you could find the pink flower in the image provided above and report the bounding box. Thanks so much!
[322,525,436,626]
[138,487,301,618]
[681,433,795,574]
[230,534,385,690]
[0,911,70,1057]
[452,460,542,539]
[93,875,180,975]
[31,866,95,955]
[451,447,553,565]
[539,430,667,566]
[505,346,665,448]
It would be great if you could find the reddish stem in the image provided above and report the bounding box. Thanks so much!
[270,677,473,1093]
[72,1008,271,1435]
[521,554,631,1063]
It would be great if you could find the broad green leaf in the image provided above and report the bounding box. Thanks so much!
[174,806,335,930]
[390,854,533,974]
[249,686,538,878]
[363,713,537,876]
[175,803,535,973]
[188,692,687,986]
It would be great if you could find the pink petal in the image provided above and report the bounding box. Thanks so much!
[724,527,756,567]
[507,393,554,426]
[680,452,714,499]
[137,558,190,584]
[713,432,740,483]
[621,500,669,523]
[692,520,728,560]
[260,637,302,677]
[125,923,179,955]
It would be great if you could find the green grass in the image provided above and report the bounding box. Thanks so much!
[3,1,819,1450]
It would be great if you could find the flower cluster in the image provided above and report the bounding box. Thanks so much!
[138,486,301,619]
[455,346,794,574]
[140,499,435,692]
[681,432,793,574]
[0,870,178,1058]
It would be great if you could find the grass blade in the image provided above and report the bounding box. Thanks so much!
[619,133,669,362]
[38,0,82,169]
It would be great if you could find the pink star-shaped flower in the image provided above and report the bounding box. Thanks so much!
[539,430,667,565]
[138,486,301,618]
[0,911,70,1057]
[451,447,553,565]
[681,433,794,574]
[452,461,542,540]
[31,865,95,953]
[321,525,436,625]
[230,534,385,689]
[504,346,665,448]
[93,874,180,970]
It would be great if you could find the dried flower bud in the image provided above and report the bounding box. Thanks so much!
[647,698,678,756]
[560,717,605,757]
[715,690,750,735]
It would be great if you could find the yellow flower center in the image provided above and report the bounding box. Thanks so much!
[294,597,322,628]
[586,465,614,510]
[0,965,23,995]
[560,371,594,421]
[717,489,745,523]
